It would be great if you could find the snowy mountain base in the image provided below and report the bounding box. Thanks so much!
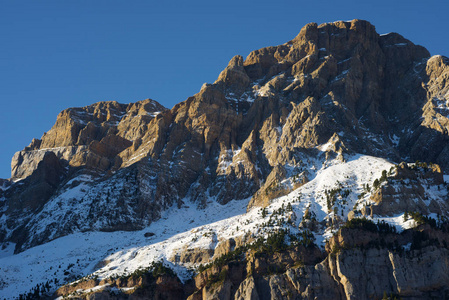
[2,154,447,298]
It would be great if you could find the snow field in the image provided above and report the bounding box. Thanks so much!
[2,154,440,299]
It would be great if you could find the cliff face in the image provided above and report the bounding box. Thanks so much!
[11,99,166,179]
[2,19,449,299]
[55,223,449,300]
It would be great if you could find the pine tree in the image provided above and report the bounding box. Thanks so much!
[373,179,380,190]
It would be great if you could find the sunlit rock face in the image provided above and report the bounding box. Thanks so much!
[2,19,449,300]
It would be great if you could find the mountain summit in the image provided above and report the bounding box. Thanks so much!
[1,19,449,299]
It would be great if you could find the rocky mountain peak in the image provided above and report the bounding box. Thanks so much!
[1,21,449,296]
[215,55,250,94]
[2,19,449,299]
[11,98,166,179]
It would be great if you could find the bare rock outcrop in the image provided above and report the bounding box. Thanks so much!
[11,99,166,179]
[55,273,185,300]
[370,162,449,216]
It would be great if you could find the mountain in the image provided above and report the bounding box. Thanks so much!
[1,19,449,299]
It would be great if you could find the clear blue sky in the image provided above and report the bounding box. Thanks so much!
[1,0,448,179]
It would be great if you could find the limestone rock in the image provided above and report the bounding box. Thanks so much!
[234,276,259,300]
[212,238,236,260]
[11,99,166,179]
[6,152,66,213]
[370,163,448,216]
[175,247,214,265]
[216,55,251,94]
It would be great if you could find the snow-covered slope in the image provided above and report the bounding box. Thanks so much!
[3,153,446,298]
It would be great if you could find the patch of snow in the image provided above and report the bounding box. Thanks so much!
[245,94,255,102]
[319,141,334,152]
[217,148,243,175]
[148,111,161,117]
[332,69,350,82]
[255,84,273,97]
[374,214,416,232]
[338,57,351,64]
[389,134,400,146]
[444,175,449,183]
[0,242,15,259]
[0,182,10,191]
[402,242,412,251]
